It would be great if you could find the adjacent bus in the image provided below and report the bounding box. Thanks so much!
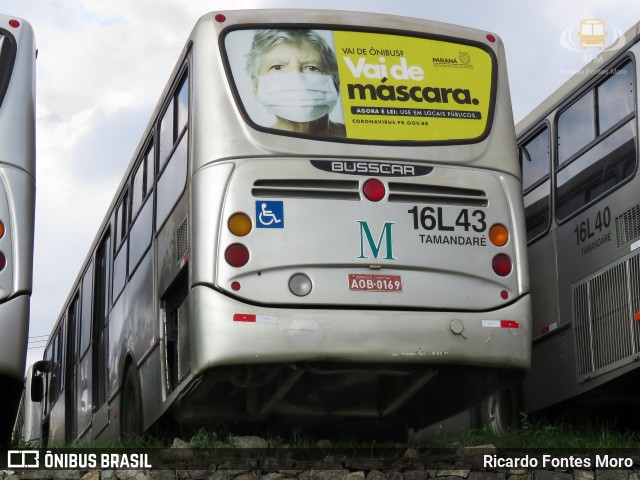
[32,9,530,445]
[0,15,36,445]
[516,21,640,419]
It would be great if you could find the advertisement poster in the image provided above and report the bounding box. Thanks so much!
[224,28,494,142]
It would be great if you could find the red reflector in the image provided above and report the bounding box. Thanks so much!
[500,320,519,329]
[486,33,496,43]
[363,178,385,202]
[215,14,226,23]
[492,254,512,276]
[8,19,20,28]
[231,281,241,291]
[233,313,278,324]
[0,252,5,271]
[225,244,249,267]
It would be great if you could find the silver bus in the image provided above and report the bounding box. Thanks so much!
[513,21,640,424]
[32,9,530,445]
[0,14,35,445]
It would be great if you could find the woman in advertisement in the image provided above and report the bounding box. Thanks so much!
[245,29,346,137]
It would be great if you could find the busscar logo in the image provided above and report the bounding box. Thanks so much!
[310,160,432,177]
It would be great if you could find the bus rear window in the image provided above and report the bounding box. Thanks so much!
[223,28,495,144]
[0,32,17,109]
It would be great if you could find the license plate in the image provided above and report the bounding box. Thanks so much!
[348,274,403,292]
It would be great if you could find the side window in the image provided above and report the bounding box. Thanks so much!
[158,73,188,173]
[556,60,636,221]
[520,126,551,242]
[521,127,550,191]
[43,344,53,415]
[129,140,154,274]
[112,241,127,302]
[156,134,188,228]
[94,235,111,408]
[159,98,175,171]
[132,140,154,220]
[115,191,129,249]
[49,323,64,408]
[79,261,94,356]
[113,193,128,302]
[146,144,155,197]
[67,297,79,363]
[597,65,634,133]
[131,161,144,218]
[557,91,596,166]
[156,71,189,229]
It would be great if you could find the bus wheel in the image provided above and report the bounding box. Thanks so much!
[475,384,522,434]
[121,366,143,440]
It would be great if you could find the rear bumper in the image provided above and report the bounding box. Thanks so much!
[190,285,531,374]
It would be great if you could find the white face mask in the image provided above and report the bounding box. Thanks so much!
[257,71,339,123]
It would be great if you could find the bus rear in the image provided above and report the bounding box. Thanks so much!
[175,10,530,429]
[0,15,35,444]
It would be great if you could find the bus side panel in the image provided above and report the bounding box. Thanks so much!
[138,344,164,431]
[528,233,561,338]
[522,232,565,413]
[47,394,66,446]
[130,252,155,368]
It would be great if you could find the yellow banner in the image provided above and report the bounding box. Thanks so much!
[333,31,493,142]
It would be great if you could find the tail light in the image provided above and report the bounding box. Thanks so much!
[492,254,512,277]
[225,212,251,267]
[228,212,252,237]
[489,224,508,246]
[225,243,249,267]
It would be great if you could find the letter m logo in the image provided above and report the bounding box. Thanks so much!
[357,221,396,260]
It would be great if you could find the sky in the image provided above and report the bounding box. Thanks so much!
[2,0,639,369]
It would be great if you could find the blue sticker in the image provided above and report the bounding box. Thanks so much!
[256,201,284,228]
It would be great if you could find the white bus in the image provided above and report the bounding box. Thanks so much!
[0,14,35,446]
[31,9,530,445]
[515,21,640,422]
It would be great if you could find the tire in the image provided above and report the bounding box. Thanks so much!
[474,384,522,434]
[121,366,143,441]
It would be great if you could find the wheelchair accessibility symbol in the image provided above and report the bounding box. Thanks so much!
[256,201,284,228]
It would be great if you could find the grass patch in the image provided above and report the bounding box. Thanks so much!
[13,414,640,450]
[417,413,640,449]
